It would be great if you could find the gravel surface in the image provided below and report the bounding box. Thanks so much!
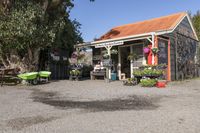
[0,79,200,133]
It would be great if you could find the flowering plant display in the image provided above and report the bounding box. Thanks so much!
[143,47,150,54]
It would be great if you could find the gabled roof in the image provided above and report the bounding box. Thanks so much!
[97,12,191,41]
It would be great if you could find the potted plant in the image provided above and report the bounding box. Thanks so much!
[69,69,81,81]
[103,53,109,59]
[127,53,138,61]
[111,49,118,54]
[102,49,118,59]
[133,69,142,77]
[123,78,137,86]
[156,79,167,88]
[152,47,159,54]
[74,69,81,76]
[156,64,167,70]
[143,47,150,54]
[71,50,85,64]
[142,69,153,77]
[140,78,157,87]
[154,69,164,77]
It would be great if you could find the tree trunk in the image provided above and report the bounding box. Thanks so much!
[0,48,40,73]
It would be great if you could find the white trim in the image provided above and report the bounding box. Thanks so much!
[152,13,199,41]
[147,37,153,43]
[75,42,92,48]
[170,14,199,41]
[119,42,144,48]
[92,32,154,45]
[155,30,174,36]
[186,14,199,41]
[118,47,121,80]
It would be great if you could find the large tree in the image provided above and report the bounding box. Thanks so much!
[0,0,82,72]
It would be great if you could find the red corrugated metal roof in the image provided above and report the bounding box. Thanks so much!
[98,12,186,41]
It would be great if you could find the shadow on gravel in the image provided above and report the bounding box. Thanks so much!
[6,116,57,130]
[31,89,159,112]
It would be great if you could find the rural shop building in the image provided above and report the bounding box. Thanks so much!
[76,12,199,81]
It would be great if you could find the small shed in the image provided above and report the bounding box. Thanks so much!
[76,12,199,81]
[38,48,69,80]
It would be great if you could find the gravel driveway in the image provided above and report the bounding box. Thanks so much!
[1,79,200,133]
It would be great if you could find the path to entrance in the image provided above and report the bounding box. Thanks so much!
[1,79,200,133]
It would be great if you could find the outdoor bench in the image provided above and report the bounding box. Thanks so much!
[90,71,106,80]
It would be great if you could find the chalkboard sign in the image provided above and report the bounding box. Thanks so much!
[158,39,168,64]
[102,59,112,67]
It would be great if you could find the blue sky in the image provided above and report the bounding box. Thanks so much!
[70,0,200,42]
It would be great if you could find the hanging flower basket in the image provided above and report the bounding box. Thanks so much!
[103,53,110,59]
[111,49,118,54]
[71,53,78,58]
[127,53,138,61]
[102,49,118,59]
[152,47,159,54]
[143,47,150,54]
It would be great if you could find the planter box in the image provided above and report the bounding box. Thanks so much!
[156,80,167,88]
[69,75,81,81]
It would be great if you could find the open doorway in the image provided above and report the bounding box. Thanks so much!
[120,46,131,78]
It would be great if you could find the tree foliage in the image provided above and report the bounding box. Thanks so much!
[192,11,200,40]
[191,10,200,63]
[0,0,83,71]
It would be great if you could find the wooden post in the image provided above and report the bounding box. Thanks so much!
[108,47,111,80]
[130,45,133,78]
[167,39,171,81]
[154,36,158,65]
[152,34,155,65]
[118,47,121,80]
[105,46,112,80]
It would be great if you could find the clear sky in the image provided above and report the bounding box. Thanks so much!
[70,0,200,42]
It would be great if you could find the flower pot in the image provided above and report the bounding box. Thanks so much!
[143,47,150,54]
[156,80,167,88]
[152,48,159,54]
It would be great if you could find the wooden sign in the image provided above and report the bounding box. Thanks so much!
[102,59,112,67]
[95,41,123,48]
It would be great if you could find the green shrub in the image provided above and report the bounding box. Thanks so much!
[82,65,93,77]
[142,69,153,75]
[133,69,164,77]
[127,78,135,83]
[133,69,143,76]
[123,78,137,86]
[70,70,81,76]
[153,69,163,76]
[140,78,157,87]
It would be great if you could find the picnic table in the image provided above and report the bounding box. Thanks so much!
[0,68,20,86]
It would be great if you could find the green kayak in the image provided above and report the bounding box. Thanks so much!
[18,72,38,80]
[39,71,51,78]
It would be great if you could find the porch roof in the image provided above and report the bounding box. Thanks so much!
[75,12,198,48]
[97,12,186,41]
